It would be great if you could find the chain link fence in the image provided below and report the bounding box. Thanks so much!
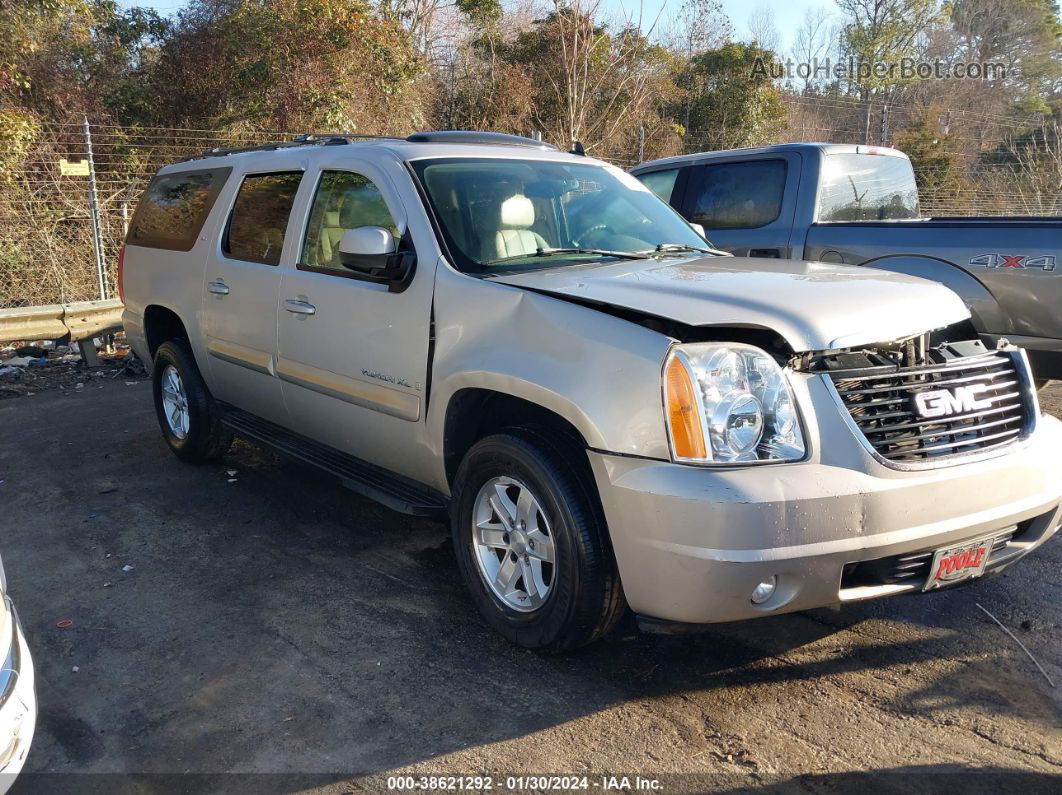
[2,99,1058,310]
[0,121,275,309]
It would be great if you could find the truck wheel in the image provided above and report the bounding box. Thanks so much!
[450,428,626,652]
[152,340,232,463]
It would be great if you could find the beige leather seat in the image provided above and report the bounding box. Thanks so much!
[319,210,345,265]
[493,195,548,259]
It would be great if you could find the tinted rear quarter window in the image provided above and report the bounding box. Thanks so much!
[127,168,231,251]
[817,154,920,221]
[224,172,303,266]
[688,160,786,229]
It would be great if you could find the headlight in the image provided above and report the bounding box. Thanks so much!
[663,343,805,464]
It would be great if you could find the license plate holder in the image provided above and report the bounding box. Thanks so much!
[924,534,996,591]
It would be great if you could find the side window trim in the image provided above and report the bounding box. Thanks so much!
[221,170,304,267]
[683,158,788,231]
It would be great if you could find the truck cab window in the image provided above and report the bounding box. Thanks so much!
[687,160,786,229]
[637,169,679,204]
[224,172,303,266]
[817,153,920,221]
[301,171,401,272]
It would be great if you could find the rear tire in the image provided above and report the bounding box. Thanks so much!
[450,427,626,653]
[152,340,232,463]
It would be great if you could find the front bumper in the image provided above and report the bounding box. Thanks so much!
[0,602,36,795]
[590,412,1062,625]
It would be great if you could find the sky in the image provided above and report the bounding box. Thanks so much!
[119,0,837,53]
[608,0,833,51]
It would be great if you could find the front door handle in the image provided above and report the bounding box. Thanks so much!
[207,280,230,296]
[284,299,316,316]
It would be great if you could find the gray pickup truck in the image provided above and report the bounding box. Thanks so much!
[631,143,1061,385]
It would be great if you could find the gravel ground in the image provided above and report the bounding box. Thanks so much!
[0,381,1059,794]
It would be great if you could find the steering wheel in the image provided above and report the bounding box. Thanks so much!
[575,223,611,246]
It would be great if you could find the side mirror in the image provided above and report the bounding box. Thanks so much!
[689,222,707,240]
[338,226,396,271]
[337,226,416,292]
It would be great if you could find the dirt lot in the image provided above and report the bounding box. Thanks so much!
[2,382,1060,793]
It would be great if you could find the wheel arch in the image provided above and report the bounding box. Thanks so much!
[143,304,190,360]
[442,387,594,490]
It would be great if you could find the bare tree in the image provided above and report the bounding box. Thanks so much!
[1005,118,1062,215]
[792,6,835,92]
[670,0,732,59]
[534,0,668,152]
[746,4,780,53]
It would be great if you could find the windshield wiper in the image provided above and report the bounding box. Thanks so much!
[486,247,649,265]
[642,243,716,256]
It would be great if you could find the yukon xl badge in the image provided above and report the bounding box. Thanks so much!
[913,384,995,419]
[970,253,1056,271]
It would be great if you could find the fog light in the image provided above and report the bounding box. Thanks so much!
[751,576,777,605]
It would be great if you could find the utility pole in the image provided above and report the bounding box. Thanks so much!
[879,104,890,146]
[638,124,645,164]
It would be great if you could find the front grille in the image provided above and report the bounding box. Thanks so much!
[828,351,1031,464]
[841,525,1020,589]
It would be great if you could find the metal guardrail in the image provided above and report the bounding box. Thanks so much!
[0,299,123,345]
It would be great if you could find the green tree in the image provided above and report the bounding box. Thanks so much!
[892,116,969,203]
[677,42,787,150]
[0,0,169,120]
[142,0,425,133]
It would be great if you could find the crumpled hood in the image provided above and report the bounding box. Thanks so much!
[487,256,970,352]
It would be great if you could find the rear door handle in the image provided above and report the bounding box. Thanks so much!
[207,280,230,295]
[284,299,316,316]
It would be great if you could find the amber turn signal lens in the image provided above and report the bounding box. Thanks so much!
[665,354,707,460]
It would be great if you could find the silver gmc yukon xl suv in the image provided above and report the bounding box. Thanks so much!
[121,131,1062,652]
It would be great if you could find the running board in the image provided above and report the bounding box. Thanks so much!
[219,405,448,518]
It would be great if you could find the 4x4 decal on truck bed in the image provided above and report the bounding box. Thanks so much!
[970,253,1056,271]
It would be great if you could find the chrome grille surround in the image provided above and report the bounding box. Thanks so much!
[824,348,1039,471]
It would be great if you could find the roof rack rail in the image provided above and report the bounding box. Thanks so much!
[179,133,398,162]
[405,131,558,150]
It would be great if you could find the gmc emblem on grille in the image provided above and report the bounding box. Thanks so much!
[913,384,995,418]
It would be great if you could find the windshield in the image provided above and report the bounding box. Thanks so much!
[816,153,920,221]
[410,157,709,273]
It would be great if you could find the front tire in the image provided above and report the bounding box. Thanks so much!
[152,340,232,463]
[451,428,626,652]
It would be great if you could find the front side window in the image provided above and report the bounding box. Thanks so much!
[816,153,920,221]
[411,158,707,273]
[301,171,400,272]
[688,160,786,229]
[224,172,303,265]
[127,168,231,251]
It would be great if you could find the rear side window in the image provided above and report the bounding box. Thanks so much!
[224,172,303,265]
[637,169,679,203]
[687,160,786,229]
[817,154,920,221]
[126,168,231,251]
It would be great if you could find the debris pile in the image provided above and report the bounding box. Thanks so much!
[0,337,147,399]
